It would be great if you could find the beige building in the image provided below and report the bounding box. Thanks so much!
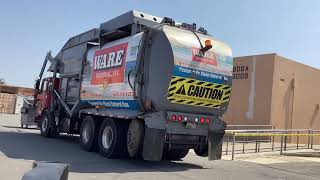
[0,85,34,96]
[223,54,320,139]
[0,85,34,114]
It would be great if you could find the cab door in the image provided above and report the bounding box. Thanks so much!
[36,79,52,116]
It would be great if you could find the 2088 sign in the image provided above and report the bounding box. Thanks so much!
[233,65,249,79]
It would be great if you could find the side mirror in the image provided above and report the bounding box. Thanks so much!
[128,70,137,90]
[35,79,40,91]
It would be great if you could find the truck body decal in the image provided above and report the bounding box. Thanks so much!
[80,33,143,110]
[91,43,128,85]
[163,26,233,109]
[167,76,231,108]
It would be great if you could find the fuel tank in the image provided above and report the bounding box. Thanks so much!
[80,25,233,116]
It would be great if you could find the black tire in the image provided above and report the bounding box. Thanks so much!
[127,119,144,158]
[80,116,100,151]
[163,148,189,160]
[40,110,58,137]
[209,139,223,160]
[40,110,52,137]
[194,145,208,157]
[98,118,128,158]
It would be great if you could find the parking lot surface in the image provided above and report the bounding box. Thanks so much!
[1,114,320,180]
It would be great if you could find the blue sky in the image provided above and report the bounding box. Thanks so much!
[0,0,319,87]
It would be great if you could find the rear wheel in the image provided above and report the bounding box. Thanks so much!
[127,119,144,158]
[194,145,208,157]
[80,116,100,151]
[163,148,189,160]
[98,118,128,158]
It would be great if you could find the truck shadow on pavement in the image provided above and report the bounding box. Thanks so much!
[0,130,206,174]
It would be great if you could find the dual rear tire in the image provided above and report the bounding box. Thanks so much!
[79,116,192,160]
[98,118,128,158]
[80,116,140,159]
[79,116,100,151]
[194,146,208,157]
[163,149,189,160]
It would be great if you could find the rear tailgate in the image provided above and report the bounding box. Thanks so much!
[164,26,233,111]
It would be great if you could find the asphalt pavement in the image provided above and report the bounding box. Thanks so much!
[0,114,320,180]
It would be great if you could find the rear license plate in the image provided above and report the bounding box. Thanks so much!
[185,122,197,129]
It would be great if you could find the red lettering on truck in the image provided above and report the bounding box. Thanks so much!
[191,47,217,66]
[91,43,128,85]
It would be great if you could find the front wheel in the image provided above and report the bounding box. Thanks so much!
[40,110,57,137]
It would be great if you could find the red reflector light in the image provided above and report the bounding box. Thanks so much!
[178,115,183,122]
[171,115,177,121]
[205,118,210,124]
[200,117,205,124]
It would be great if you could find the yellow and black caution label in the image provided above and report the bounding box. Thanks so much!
[167,76,231,108]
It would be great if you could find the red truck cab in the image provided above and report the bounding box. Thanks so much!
[36,77,60,118]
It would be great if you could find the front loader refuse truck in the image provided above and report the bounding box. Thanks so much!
[20,10,233,161]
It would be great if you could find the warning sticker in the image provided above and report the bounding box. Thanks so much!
[167,76,231,108]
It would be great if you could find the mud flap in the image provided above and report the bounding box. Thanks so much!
[208,130,225,160]
[142,127,166,161]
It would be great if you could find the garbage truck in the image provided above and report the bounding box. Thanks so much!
[20,10,233,161]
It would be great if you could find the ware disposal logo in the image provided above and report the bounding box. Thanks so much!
[91,43,128,85]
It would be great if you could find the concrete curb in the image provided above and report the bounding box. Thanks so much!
[282,152,320,158]
[22,162,69,180]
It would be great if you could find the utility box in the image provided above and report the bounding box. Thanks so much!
[223,53,320,144]
[15,95,26,114]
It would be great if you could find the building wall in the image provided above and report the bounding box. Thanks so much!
[0,93,16,114]
[223,54,276,127]
[271,56,320,143]
[223,53,320,144]
[0,85,34,97]
[0,85,34,114]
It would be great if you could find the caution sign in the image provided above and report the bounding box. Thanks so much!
[167,76,231,108]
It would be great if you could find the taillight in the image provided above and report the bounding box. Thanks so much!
[170,114,209,124]
[200,117,205,124]
[205,118,210,124]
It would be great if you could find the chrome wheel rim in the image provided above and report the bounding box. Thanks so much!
[42,117,48,132]
[102,126,113,150]
[82,123,90,143]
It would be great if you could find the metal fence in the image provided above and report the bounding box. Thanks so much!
[224,129,320,160]
[227,125,274,130]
